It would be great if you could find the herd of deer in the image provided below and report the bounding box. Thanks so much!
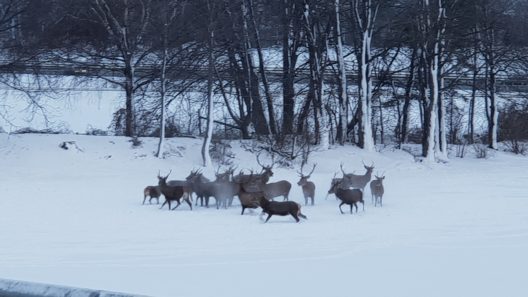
[143,154,385,223]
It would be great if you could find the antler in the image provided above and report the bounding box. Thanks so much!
[297,162,305,176]
[340,163,346,176]
[256,152,264,167]
[164,170,172,179]
[270,152,276,168]
[307,163,317,177]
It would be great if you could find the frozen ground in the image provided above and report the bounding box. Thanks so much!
[0,133,527,297]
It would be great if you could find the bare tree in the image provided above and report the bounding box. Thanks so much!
[334,0,348,145]
[349,0,380,151]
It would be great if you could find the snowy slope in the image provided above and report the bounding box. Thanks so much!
[0,133,527,297]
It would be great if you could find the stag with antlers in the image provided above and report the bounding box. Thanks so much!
[297,163,317,205]
[158,170,192,210]
[340,162,374,192]
[233,152,275,186]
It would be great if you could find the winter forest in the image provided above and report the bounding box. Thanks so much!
[1,0,528,297]
[0,0,527,159]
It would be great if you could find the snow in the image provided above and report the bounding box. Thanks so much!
[1,133,527,297]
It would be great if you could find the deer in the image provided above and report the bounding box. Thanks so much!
[329,179,364,214]
[237,187,263,215]
[213,180,240,209]
[370,173,385,207]
[232,152,275,186]
[297,163,317,205]
[340,162,374,192]
[214,166,240,208]
[262,180,292,201]
[186,169,213,206]
[143,185,161,205]
[258,196,307,223]
[326,172,342,200]
[215,165,236,183]
[158,170,192,211]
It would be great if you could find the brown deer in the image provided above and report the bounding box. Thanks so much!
[326,172,342,200]
[297,164,316,205]
[143,185,161,205]
[237,187,263,215]
[329,179,364,214]
[214,166,240,208]
[232,152,274,186]
[340,162,374,191]
[186,169,212,206]
[215,166,236,183]
[258,196,307,223]
[158,170,192,210]
[370,173,385,207]
[263,180,292,201]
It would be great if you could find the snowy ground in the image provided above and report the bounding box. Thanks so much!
[0,133,527,297]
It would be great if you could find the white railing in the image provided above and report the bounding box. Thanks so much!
[0,278,150,297]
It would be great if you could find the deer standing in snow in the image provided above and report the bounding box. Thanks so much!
[370,173,385,207]
[340,162,374,191]
[297,164,316,205]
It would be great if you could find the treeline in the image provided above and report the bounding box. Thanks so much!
[2,0,528,160]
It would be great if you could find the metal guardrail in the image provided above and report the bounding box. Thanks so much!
[1,61,528,92]
[0,278,150,297]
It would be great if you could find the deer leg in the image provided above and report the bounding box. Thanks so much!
[291,212,300,222]
[241,206,246,215]
[171,200,181,210]
[339,202,345,214]
[160,200,168,210]
[311,197,314,206]
[350,204,354,214]
[264,213,273,223]
[142,195,147,205]
[361,201,365,211]
[185,198,193,210]
[156,197,160,204]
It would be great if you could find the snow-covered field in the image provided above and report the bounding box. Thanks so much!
[1,133,527,297]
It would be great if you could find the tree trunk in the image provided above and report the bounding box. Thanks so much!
[351,0,378,151]
[246,0,276,135]
[202,4,215,167]
[400,47,417,145]
[124,60,135,137]
[156,44,168,158]
[281,0,298,136]
[335,0,348,145]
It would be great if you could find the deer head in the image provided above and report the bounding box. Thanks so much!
[297,163,316,186]
[185,168,202,182]
[256,152,274,178]
[215,165,237,182]
[374,171,385,181]
[362,161,375,174]
[157,170,172,186]
[327,172,339,194]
